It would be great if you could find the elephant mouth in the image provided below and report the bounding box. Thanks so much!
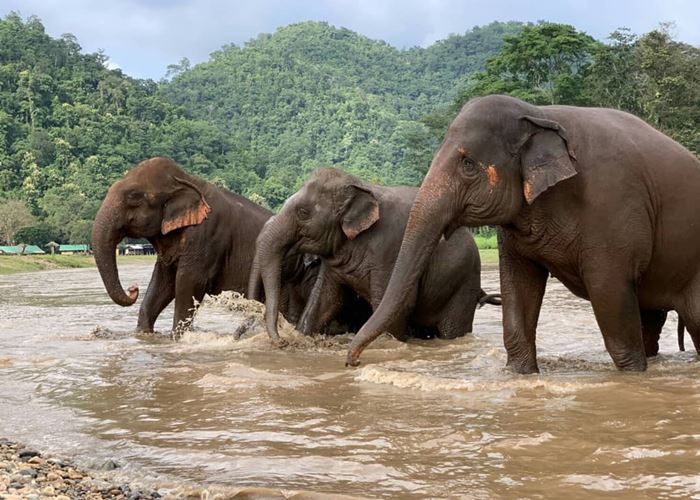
[443,220,461,240]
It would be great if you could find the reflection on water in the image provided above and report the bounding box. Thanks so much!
[0,264,698,498]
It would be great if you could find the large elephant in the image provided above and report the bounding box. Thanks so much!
[91,157,359,335]
[347,94,700,372]
[249,167,499,343]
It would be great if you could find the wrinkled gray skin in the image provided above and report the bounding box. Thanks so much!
[250,167,499,343]
[348,94,700,371]
[92,157,334,336]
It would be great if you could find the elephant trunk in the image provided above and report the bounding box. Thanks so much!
[253,212,296,343]
[91,191,139,306]
[347,169,456,365]
[247,247,264,302]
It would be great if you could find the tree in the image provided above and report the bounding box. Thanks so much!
[464,22,598,105]
[586,23,700,155]
[39,185,98,243]
[0,199,35,244]
[14,223,60,246]
[165,57,191,80]
[585,28,644,114]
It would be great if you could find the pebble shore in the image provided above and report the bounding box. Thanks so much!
[0,439,161,500]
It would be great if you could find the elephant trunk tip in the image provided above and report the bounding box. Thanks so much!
[124,283,139,306]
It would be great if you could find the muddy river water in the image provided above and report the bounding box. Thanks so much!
[0,263,699,498]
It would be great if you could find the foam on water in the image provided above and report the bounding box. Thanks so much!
[196,362,316,391]
[355,364,619,395]
[177,291,407,354]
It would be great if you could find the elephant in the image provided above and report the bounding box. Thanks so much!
[347,94,700,372]
[248,167,500,344]
[91,157,363,336]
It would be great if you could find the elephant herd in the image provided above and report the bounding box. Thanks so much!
[93,94,700,373]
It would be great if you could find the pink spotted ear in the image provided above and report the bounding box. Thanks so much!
[161,177,211,234]
[341,185,380,240]
[520,115,577,204]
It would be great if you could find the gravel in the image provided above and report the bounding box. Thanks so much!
[0,439,162,500]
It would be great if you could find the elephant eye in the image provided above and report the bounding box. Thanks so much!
[462,156,477,170]
[126,191,144,206]
[296,207,310,220]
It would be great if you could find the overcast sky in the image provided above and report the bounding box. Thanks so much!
[2,0,698,80]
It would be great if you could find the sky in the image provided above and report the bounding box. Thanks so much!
[1,0,698,80]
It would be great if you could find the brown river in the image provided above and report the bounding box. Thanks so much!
[0,263,699,499]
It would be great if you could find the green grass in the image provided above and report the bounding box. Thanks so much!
[474,234,499,266]
[474,234,498,249]
[0,254,156,275]
[478,249,499,266]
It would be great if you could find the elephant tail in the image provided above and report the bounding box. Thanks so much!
[678,316,685,352]
[478,289,502,308]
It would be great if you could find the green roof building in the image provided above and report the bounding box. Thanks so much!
[0,245,45,255]
[58,244,90,254]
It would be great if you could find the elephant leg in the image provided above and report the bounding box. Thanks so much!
[172,270,207,336]
[499,235,548,374]
[640,309,667,357]
[677,300,700,354]
[136,260,176,333]
[685,323,700,353]
[584,267,647,371]
[437,287,480,340]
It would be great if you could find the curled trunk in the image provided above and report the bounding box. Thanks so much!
[346,171,455,366]
[92,194,139,306]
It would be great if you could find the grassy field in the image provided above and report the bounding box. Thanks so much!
[0,254,157,275]
[0,248,498,276]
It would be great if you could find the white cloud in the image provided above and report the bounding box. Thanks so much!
[2,0,698,79]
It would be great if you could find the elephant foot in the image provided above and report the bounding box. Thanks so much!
[611,351,647,372]
[345,348,363,367]
[506,356,539,374]
[437,330,466,340]
[270,338,289,349]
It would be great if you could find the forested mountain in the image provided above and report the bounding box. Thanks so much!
[0,13,698,246]
[160,21,523,205]
[0,14,520,243]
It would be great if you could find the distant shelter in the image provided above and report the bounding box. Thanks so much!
[0,245,45,255]
[118,243,155,256]
[58,244,90,255]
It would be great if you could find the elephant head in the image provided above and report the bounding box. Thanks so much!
[249,167,379,341]
[347,95,578,365]
[92,157,211,307]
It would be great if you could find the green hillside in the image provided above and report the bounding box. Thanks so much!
[160,21,523,205]
[0,14,520,244]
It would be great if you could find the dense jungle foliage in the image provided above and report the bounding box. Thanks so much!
[0,12,698,245]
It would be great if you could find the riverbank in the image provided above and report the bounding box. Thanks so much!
[0,439,161,499]
[0,255,156,275]
[0,250,499,275]
[0,248,498,275]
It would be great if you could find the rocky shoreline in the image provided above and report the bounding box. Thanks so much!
[0,439,161,500]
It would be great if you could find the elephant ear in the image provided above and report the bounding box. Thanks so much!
[519,115,578,204]
[341,185,380,240]
[161,176,211,234]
